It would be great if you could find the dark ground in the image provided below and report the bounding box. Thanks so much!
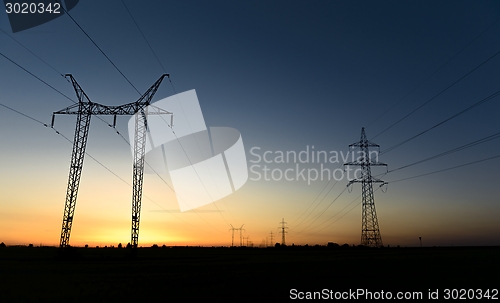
[0,245,498,302]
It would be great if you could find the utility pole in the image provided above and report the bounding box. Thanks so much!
[278,218,288,246]
[53,74,172,248]
[344,127,387,248]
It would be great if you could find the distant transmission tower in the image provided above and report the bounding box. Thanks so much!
[229,225,236,247]
[269,231,274,247]
[53,74,172,248]
[278,218,288,246]
[229,224,244,247]
[344,127,387,248]
[239,224,245,247]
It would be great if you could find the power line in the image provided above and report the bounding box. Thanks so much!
[120,0,167,73]
[388,154,500,184]
[381,89,500,154]
[293,186,348,236]
[61,4,141,95]
[367,16,500,128]
[0,27,66,79]
[0,51,74,103]
[388,131,500,173]
[371,47,500,140]
[289,174,341,231]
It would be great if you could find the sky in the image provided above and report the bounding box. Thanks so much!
[1,0,500,247]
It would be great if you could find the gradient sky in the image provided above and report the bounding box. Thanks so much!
[1,0,499,247]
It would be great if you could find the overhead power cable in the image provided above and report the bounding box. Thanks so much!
[0,27,66,79]
[0,52,74,102]
[389,131,500,173]
[382,89,500,154]
[367,16,500,128]
[371,47,500,140]
[120,0,167,73]
[61,4,141,95]
[388,154,500,184]
[293,186,348,236]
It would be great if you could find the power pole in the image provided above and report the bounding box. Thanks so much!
[344,127,387,248]
[269,231,274,247]
[53,74,172,248]
[278,218,288,246]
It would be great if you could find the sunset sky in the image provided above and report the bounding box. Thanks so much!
[1,0,499,247]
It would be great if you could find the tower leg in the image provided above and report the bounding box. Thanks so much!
[131,109,148,247]
[361,170,383,247]
[60,107,91,247]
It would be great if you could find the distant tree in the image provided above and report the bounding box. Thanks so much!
[84,244,88,248]
[151,244,159,248]
[327,242,339,248]
[274,243,280,248]
[126,242,131,249]
[118,243,122,249]
[0,242,6,248]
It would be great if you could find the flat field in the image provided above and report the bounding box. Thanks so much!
[1,246,498,301]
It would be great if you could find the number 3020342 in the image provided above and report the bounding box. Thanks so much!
[5,2,61,14]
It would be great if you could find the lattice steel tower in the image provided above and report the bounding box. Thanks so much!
[344,127,387,247]
[53,74,172,248]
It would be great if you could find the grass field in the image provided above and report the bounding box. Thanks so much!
[1,245,498,301]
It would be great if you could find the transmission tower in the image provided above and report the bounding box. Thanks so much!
[229,224,244,247]
[53,74,172,248]
[229,225,236,247]
[278,218,288,246]
[344,127,387,248]
[269,231,274,247]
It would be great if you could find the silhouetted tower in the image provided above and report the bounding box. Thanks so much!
[229,225,236,247]
[229,224,244,247]
[344,127,387,248]
[239,224,245,247]
[278,218,288,246]
[269,231,274,247]
[53,74,172,248]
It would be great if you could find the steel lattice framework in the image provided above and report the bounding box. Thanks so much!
[53,74,172,248]
[344,127,387,248]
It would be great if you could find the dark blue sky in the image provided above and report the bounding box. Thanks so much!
[1,0,500,246]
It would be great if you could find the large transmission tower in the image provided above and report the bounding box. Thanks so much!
[344,127,387,248]
[53,74,172,248]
